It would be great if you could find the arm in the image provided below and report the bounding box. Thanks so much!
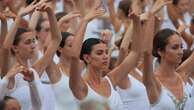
[143,15,161,104]
[107,14,142,86]
[3,2,38,49]
[28,10,41,30]
[0,78,8,100]
[45,61,61,84]
[32,4,62,75]
[0,12,9,76]
[107,0,122,32]
[115,21,133,66]
[69,5,105,100]
[22,68,43,110]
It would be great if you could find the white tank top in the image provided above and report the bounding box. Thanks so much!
[52,70,79,110]
[151,86,188,110]
[82,76,124,110]
[116,75,150,110]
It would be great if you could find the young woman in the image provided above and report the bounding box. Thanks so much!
[45,32,79,110]
[1,1,62,110]
[143,27,194,110]
[69,2,144,110]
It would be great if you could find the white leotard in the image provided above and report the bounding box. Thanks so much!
[82,76,124,110]
[52,70,79,110]
[116,74,150,110]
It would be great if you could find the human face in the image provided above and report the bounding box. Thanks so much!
[37,20,50,44]
[14,32,36,59]
[4,99,21,110]
[177,0,190,13]
[61,36,74,58]
[160,34,183,65]
[87,43,109,70]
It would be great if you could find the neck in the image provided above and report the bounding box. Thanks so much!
[157,60,176,77]
[15,55,28,67]
[59,56,71,75]
[86,65,102,85]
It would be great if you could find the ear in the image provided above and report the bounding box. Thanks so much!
[158,49,164,57]
[83,54,91,64]
[58,47,63,53]
[11,45,18,53]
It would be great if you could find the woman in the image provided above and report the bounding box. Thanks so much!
[143,28,194,110]
[69,2,143,110]
[45,32,79,110]
[2,1,61,110]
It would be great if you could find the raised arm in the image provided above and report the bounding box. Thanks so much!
[107,0,122,32]
[115,21,133,66]
[22,68,43,110]
[0,12,8,76]
[28,10,41,30]
[3,1,38,49]
[69,3,105,100]
[107,13,142,86]
[32,2,62,75]
[143,15,161,104]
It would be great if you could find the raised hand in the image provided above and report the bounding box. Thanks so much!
[4,65,24,80]
[59,11,81,22]
[0,12,6,21]
[177,19,188,34]
[3,8,16,19]
[18,0,39,17]
[129,12,143,53]
[100,29,113,44]
[150,0,172,15]
[83,1,105,22]
[21,68,34,82]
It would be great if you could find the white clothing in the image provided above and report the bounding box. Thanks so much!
[116,75,150,110]
[82,76,124,110]
[52,70,79,110]
[151,85,189,110]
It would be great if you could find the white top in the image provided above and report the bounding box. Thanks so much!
[82,76,124,110]
[151,84,189,110]
[184,85,194,110]
[52,70,79,110]
[116,75,150,110]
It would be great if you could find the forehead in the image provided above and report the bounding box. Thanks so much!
[41,20,50,28]
[167,34,182,45]
[178,0,189,4]
[92,43,108,51]
[66,36,74,42]
[20,32,36,41]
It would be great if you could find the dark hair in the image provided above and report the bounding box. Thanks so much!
[80,38,104,64]
[25,0,39,5]
[0,96,17,110]
[56,32,74,57]
[172,0,180,5]
[56,12,67,21]
[118,0,132,17]
[191,16,194,24]
[152,28,178,62]
[11,28,31,55]
[35,18,47,32]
